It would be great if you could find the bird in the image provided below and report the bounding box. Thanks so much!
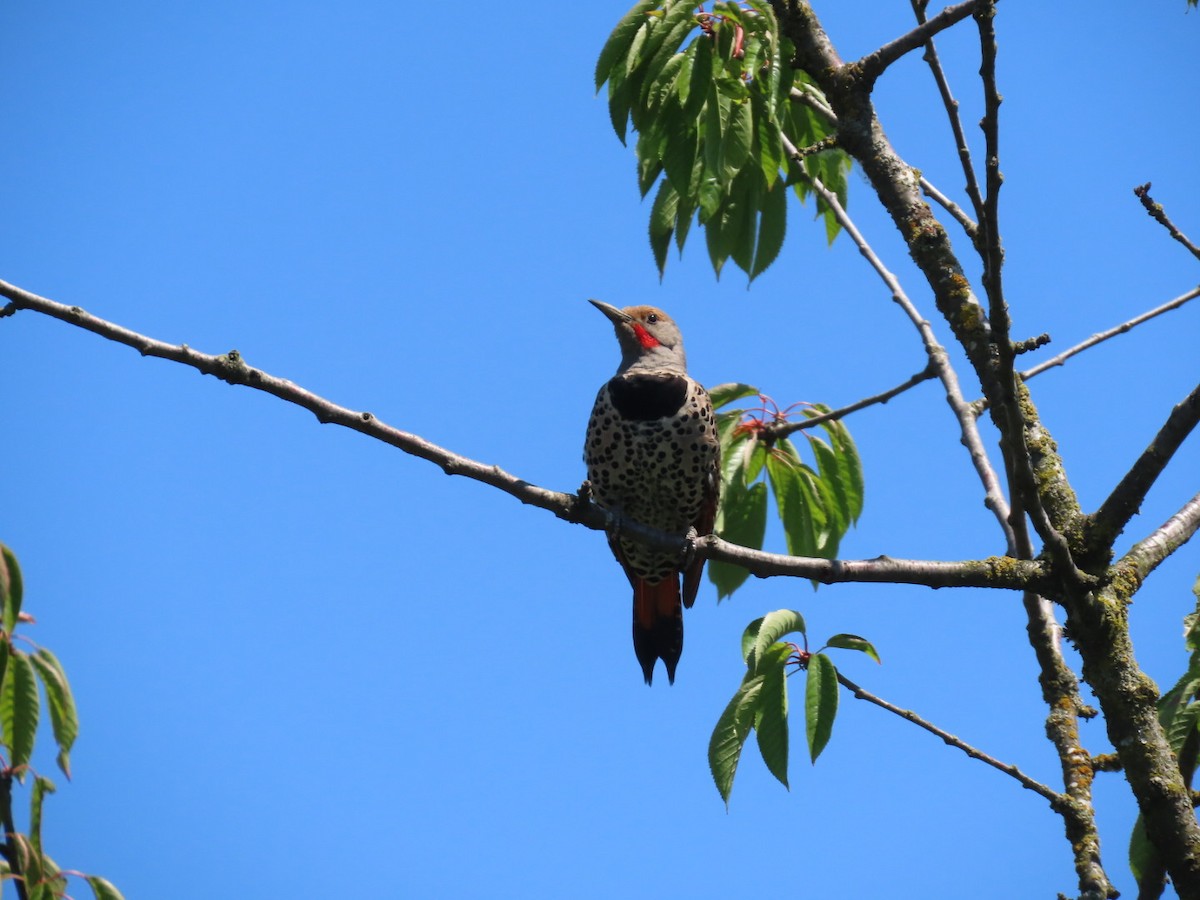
[584,300,721,685]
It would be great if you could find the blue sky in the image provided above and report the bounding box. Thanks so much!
[2,2,1198,897]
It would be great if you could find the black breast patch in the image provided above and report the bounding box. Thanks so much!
[607,374,688,420]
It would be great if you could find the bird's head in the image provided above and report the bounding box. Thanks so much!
[589,300,688,375]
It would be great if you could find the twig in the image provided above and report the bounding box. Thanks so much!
[835,670,1063,806]
[1134,183,1200,262]
[0,277,1054,594]
[780,138,1017,551]
[1092,381,1200,549]
[857,0,985,87]
[1118,490,1200,588]
[1021,286,1200,380]
[918,174,978,240]
[768,364,936,439]
[788,85,836,124]
[909,0,985,227]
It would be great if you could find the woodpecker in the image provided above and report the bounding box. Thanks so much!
[584,300,720,684]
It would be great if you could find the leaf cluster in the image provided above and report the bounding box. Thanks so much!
[0,545,124,900]
[594,0,852,281]
[706,383,863,599]
[707,609,879,805]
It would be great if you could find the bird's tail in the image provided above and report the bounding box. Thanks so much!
[633,576,683,685]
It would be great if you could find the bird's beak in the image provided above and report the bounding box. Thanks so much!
[589,299,632,325]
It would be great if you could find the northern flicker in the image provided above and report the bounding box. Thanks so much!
[584,300,721,685]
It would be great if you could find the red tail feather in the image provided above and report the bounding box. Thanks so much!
[632,576,683,685]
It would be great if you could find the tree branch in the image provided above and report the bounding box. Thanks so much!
[767,363,937,439]
[1020,285,1200,381]
[918,174,979,240]
[0,277,1053,594]
[909,0,986,229]
[1117,491,1200,588]
[781,145,1016,550]
[1134,183,1200,262]
[835,670,1063,805]
[857,0,985,86]
[1091,380,1200,552]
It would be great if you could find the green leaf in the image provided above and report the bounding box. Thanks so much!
[750,175,787,281]
[805,652,839,762]
[702,82,725,186]
[810,409,865,525]
[595,0,661,91]
[30,775,55,860]
[681,32,713,119]
[10,834,44,900]
[709,480,767,599]
[746,609,806,670]
[708,673,764,806]
[649,177,680,277]
[726,170,761,277]
[636,4,702,111]
[720,99,754,184]
[30,648,79,778]
[765,446,818,559]
[754,642,791,788]
[740,435,768,486]
[708,382,759,410]
[1129,814,1160,891]
[1,649,40,775]
[86,876,128,900]
[1,544,23,635]
[824,633,881,663]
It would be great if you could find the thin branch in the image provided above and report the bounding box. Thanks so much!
[909,0,985,227]
[698,537,1049,590]
[788,85,836,124]
[835,670,1064,806]
[973,4,1088,588]
[918,174,979,240]
[780,140,1016,551]
[1092,380,1200,549]
[0,277,1053,594]
[768,363,937,439]
[1020,285,1200,380]
[1118,491,1200,587]
[1134,183,1200,262]
[857,0,985,86]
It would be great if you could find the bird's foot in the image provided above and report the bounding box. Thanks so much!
[681,526,700,567]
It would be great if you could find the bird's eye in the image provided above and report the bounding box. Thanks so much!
[646,313,658,324]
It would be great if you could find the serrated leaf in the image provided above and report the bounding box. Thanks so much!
[649,177,680,277]
[747,609,806,670]
[709,480,767,599]
[810,409,865,526]
[1,544,23,635]
[682,32,713,120]
[86,876,127,900]
[30,775,55,860]
[30,648,78,778]
[709,383,760,409]
[754,641,791,788]
[824,633,881,663]
[709,674,764,806]
[704,198,729,278]
[805,652,839,762]
[637,5,701,110]
[703,82,725,184]
[1,649,40,775]
[765,447,819,559]
[10,833,43,899]
[727,171,761,277]
[741,436,768,485]
[595,0,661,91]
[720,99,754,184]
[750,178,787,281]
